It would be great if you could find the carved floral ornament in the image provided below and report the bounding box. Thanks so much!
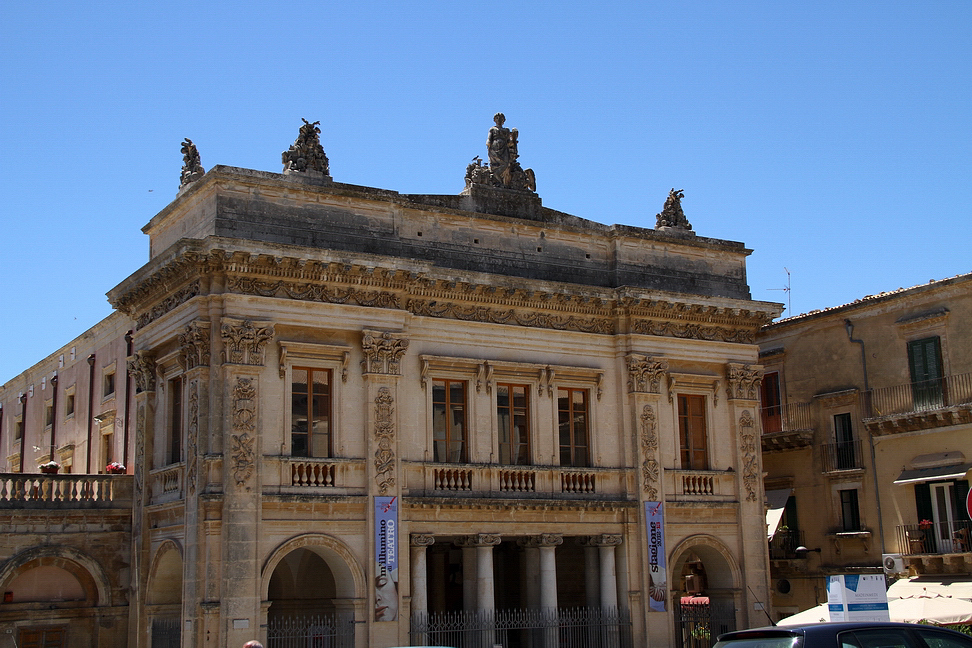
[626,355,669,393]
[640,405,660,500]
[726,363,763,401]
[231,377,257,487]
[112,249,774,341]
[221,318,275,366]
[128,352,157,393]
[179,321,211,370]
[374,387,396,494]
[739,410,759,502]
[362,330,409,375]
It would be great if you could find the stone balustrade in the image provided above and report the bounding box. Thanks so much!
[404,462,630,499]
[0,473,133,508]
[665,469,737,501]
[263,456,368,495]
[149,463,184,503]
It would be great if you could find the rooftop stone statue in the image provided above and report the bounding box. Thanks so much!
[282,118,330,176]
[179,138,205,188]
[655,188,693,231]
[465,113,536,193]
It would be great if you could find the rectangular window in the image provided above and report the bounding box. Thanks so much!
[65,393,75,418]
[168,377,182,465]
[291,367,332,458]
[834,413,855,470]
[558,388,589,467]
[433,380,467,463]
[497,383,530,465]
[678,394,708,470]
[760,371,782,433]
[14,418,23,441]
[840,488,861,531]
[45,404,54,428]
[908,336,944,410]
[103,371,116,398]
[102,430,114,468]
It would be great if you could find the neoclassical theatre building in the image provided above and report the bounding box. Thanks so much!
[0,118,781,648]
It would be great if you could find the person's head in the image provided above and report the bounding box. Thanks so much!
[374,568,399,621]
[243,641,263,648]
[493,112,506,127]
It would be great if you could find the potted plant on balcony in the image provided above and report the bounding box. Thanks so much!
[106,462,126,475]
[38,460,60,475]
[918,519,934,530]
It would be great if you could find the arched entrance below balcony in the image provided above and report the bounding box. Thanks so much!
[670,535,741,648]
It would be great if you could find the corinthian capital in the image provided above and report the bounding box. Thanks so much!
[128,351,157,393]
[361,330,409,375]
[625,355,669,393]
[726,363,763,401]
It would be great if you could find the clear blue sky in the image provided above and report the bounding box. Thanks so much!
[1,1,969,383]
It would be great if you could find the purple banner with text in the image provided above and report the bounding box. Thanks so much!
[374,496,399,621]
[645,501,667,612]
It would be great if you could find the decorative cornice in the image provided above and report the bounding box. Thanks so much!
[112,248,775,342]
[626,355,668,393]
[726,363,762,401]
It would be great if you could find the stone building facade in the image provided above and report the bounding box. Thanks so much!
[0,122,781,647]
[758,273,972,620]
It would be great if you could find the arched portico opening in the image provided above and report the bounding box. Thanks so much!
[261,534,364,648]
[669,535,741,648]
[146,540,183,648]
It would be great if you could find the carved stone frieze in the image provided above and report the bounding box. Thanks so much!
[135,281,200,330]
[632,319,754,344]
[186,379,199,496]
[408,299,615,335]
[726,363,763,401]
[128,352,157,394]
[362,330,409,375]
[640,405,660,500]
[739,410,759,502]
[626,355,669,393]
[179,321,211,370]
[221,318,275,366]
[374,387,396,494]
[230,377,256,486]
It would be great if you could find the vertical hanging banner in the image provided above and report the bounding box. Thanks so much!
[374,496,399,621]
[827,574,890,622]
[645,501,668,612]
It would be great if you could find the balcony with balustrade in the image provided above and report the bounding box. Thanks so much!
[895,520,972,575]
[760,401,814,452]
[863,372,972,434]
[0,473,133,509]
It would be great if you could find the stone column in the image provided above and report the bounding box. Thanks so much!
[536,535,562,612]
[595,535,623,609]
[517,538,541,609]
[410,535,434,616]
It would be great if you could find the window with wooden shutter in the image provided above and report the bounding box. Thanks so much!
[908,336,944,410]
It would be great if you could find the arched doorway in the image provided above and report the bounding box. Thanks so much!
[146,542,183,648]
[262,536,363,648]
[670,537,740,648]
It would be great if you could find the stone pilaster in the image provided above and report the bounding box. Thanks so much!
[127,351,157,648]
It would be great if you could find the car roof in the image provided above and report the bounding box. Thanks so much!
[719,622,970,641]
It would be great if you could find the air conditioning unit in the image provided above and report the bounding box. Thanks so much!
[882,553,906,576]
[685,574,703,594]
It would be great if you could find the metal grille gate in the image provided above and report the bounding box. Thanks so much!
[410,606,633,648]
[151,618,180,648]
[674,600,736,648]
[266,613,354,648]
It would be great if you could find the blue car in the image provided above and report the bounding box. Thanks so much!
[714,622,972,648]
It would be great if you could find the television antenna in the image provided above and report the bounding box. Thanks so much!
[767,267,791,315]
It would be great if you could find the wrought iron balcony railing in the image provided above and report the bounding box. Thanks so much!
[896,520,972,556]
[821,439,864,472]
[760,401,813,434]
[863,372,972,419]
[769,528,805,560]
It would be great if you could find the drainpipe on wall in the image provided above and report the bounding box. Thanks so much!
[123,331,133,469]
[86,354,96,474]
[49,374,59,462]
[19,394,27,473]
[845,318,886,554]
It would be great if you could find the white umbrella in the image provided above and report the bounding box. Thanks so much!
[778,595,972,627]
[888,595,972,625]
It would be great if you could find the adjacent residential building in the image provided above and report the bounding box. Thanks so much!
[758,273,972,620]
[0,120,781,648]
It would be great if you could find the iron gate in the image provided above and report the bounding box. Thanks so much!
[151,618,180,648]
[266,613,354,648]
[675,600,736,648]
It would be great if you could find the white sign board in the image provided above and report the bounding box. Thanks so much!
[827,575,890,622]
